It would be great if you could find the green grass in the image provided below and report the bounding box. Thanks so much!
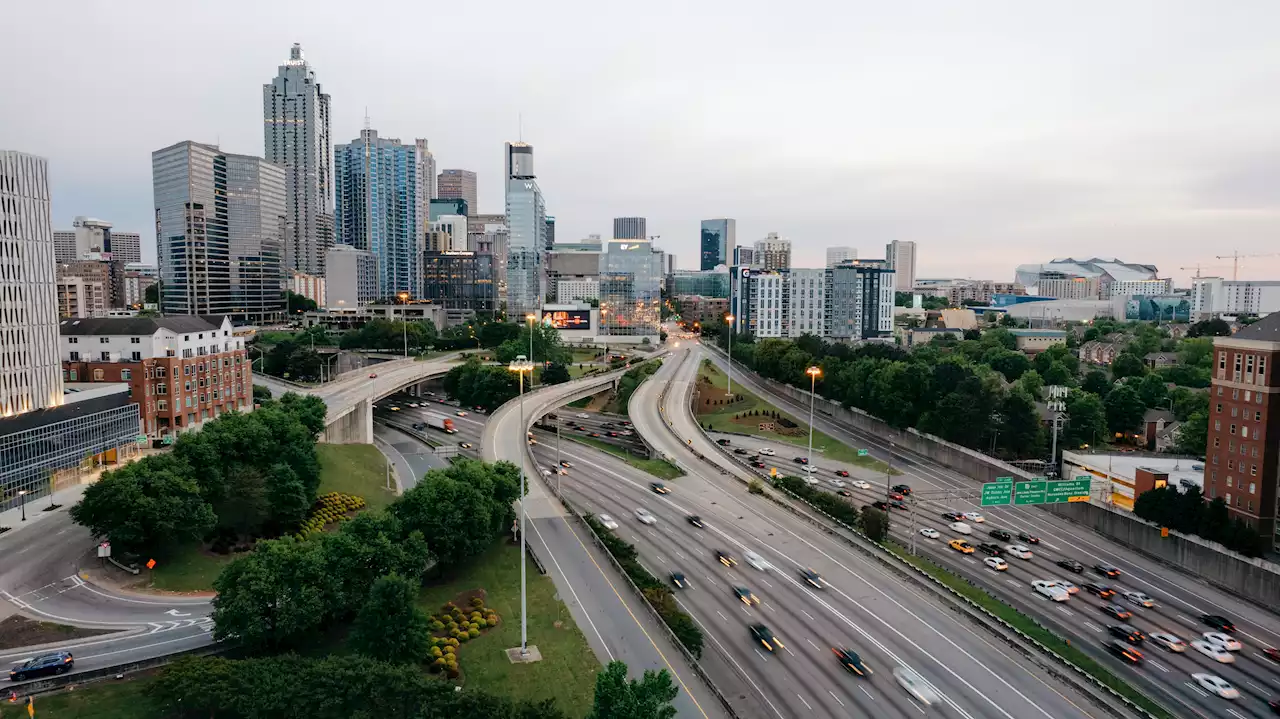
[567,436,684,480]
[696,364,899,474]
[147,547,235,592]
[316,443,397,512]
[417,542,600,716]
[884,542,1173,719]
[25,676,161,718]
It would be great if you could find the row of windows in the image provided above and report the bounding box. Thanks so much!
[1216,402,1263,421]
[1218,351,1268,384]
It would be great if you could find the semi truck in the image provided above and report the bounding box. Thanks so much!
[425,413,457,434]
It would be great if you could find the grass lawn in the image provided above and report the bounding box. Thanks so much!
[571,348,602,364]
[417,542,600,717]
[26,675,161,719]
[566,436,684,480]
[696,363,898,474]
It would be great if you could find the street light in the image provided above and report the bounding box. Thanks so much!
[805,366,821,469]
[725,314,735,397]
[398,293,410,357]
[18,490,27,521]
[507,354,536,659]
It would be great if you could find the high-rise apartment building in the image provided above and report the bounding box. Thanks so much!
[1191,277,1280,319]
[614,217,647,240]
[731,263,894,343]
[700,219,736,270]
[427,215,467,253]
[53,217,141,264]
[429,198,469,221]
[733,246,754,266]
[545,216,556,251]
[152,141,287,324]
[599,238,662,340]
[422,251,496,314]
[0,151,63,414]
[755,233,792,271]
[885,241,917,293]
[325,244,378,308]
[826,246,857,267]
[334,129,429,299]
[264,44,333,278]
[56,261,112,317]
[437,169,477,213]
[122,264,158,308]
[827,261,895,340]
[504,141,544,318]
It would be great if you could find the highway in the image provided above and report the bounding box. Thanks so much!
[699,342,1280,718]
[560,344,1111,719]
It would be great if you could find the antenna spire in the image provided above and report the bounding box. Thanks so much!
[364,108,370,131]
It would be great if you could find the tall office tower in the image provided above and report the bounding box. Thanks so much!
[429,198,469,221]
[334,129,429,299]
[600,238,662,340]
[427,215,468,253]
[505,142,534,184]
[755,233,792,271]
[826,246,857,267]
[153,142,287,323]
[613,217,647,240]
[421,141,437,201]
[263,43,333,277]
[506,176,546,318]
[545,216,556,250]
[885,240,917,292]
[437,169,477,212]
[0,151,63,413]
[700,218,736,270]
[53,217,142,264]
[325,243,378,308]
[733,246,754,266]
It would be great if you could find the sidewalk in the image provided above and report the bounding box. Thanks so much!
[0,448,164,536]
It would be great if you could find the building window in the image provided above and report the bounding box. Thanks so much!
[69,337,78,344]
[1215,419,1221,431]
[1217,386,1223,396]
[1213,437,1220,448]
[100,352,110,362]
[92,369,104,380]
[1245,390,1252,402]
[69,351,80,361]
[156,367,166,378]
[1218,352,1226,370]
[156,383,166,395]
[99,337,109,344]
[1231,407,1238,418]
[1228,460,1234,470]
[1216,403,1222,413]
[1228,440,1234,451]
[1232,388,1239,400]
[1226,492,1232,505]
[1256,411,1262,421]
[1230,424,1236,435]
[1253,427,1260,440]
[1251,466,1257,477]
[130,337,140,344]
[121,369,132,380]
[157,400,167,411]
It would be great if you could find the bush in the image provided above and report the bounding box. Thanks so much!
[747,479,764,495]
[470,597,484,608]
[468,628,480,639]
[431,646,442,659]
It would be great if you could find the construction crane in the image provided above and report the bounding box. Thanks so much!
[1180,264,1230,279]
[1214,251,1280,281]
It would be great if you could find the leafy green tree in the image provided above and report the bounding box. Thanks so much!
[1034,345,1079,377]
[338,319,438,352]
[587,660,679,719]
[1017,368,1044,399]
[1104,384,1147,436]
[287,291,318,313]
[1040,361,1073,387]
[322,513,432,614]
[277,393,328,437]
[859,507,890,541]
[1110,351,1147,380]
[444,357,520,410]
[1081,369,1111,396]
[542,361,571,385]
[211,537,334,652]
[998,390,1044,458]
[143,282,160,304]
[985,349,1032,382]
[1062,391,1107,449]
[496,322,570,364]
[1168,387,1207,421]
[70,454,216,554]
[252,384,273,403]
[1137,373,1169,408]
[980,327,1018,351]
[1157,365,1211,388]
[350,574,432,663]
[1177,337,1214,369]
[391,460,520,569]
[1187,318,1231,337]
[264,339,323,381]
[1175,410,1208,456]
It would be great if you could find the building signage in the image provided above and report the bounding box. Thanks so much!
[541,309,592,330]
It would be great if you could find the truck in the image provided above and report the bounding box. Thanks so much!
[425,412,457,434]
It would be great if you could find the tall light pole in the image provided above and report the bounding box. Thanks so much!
[507,354,535,659]
[806,366,821,468]
[398,292,410,357]
[725,314,735,397]
[525,313,537,387]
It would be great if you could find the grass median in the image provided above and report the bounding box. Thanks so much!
[884,541,1173,719]
[565,435,684,480]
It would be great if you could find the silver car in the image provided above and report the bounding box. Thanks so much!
[893,667,941,706]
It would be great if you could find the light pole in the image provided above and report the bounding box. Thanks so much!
[556,422,563,497]
[19,490,28,521]
[507,354,535,659]
[525,313,537,388]
[725,314,735,397]
[805,366,821,469]
[398,292,410,357]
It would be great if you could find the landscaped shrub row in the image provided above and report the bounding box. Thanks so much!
[294,492,367,539]
[427,597,501,679]
[584,514,703,658]
[771,474,860,526]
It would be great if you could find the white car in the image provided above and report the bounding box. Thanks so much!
[803,465,819,473]
[1122,590,1154,608]
[984,557,1009,572]
[962,511,985,523]
[1190,640,1235,663]
[852,480,872,490]
[831,479,845,488]
[576,413,590,419]
[1032,580,1069,602]
[1051,580,1079,595]
[1005,544,1033,560]
[919,528,940,539]
[598,514,619,530]
[1202,632,1242,652]
[948,521,972,535]
[540,468,553,477]
[1149,632,1186,653]
[635,508,657,525]
[758,447,776,456]
[803,476,819,486]
[892,667,941,706]
[1191,673,1239,699]
[744,551,770,571]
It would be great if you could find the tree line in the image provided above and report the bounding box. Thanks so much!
[1134,485,1267,557]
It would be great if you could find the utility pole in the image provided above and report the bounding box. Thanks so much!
[885,442,894,499]
[556,422,562,497]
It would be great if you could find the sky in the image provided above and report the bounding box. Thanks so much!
[4,0,1280,284]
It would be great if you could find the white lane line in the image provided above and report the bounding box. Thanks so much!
[754,648,768,663]
[829,690,846,706]
[783,644,796,657]
[763,601,776,613]
[741,604,751,616]
[526,521,616,662]
[1005,579,1021,587]
[1227,709,1246,719]
[676,550,687,560]
[806,638,820,651]
[859,686,875,702]
[796,694,812,711]
[1056,606,1073,616]
[1247,680,1266,692]
[672,597,785,719]
[801,609,816,621]
[1184,682,1208,698]
[1084,621,1103,633]
[78,631,210,661]
[705,576,719,588]
[716,610,728,622]
[760,578,773,588]
[1147,660,1169,673]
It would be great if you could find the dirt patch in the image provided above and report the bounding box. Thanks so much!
[0,615,116,651]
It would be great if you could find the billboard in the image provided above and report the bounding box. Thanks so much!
[1124,295,1190,322]
[542,309,592,330]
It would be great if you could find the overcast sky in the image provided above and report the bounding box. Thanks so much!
[5,1,1279,283]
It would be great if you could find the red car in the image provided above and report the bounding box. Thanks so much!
[889,493,904,501]
[835,470,850,477]
[1263,647,1280,663]
[368,372,378,378]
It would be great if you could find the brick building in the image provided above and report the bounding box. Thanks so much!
[60,315,253,439]
[1205,313,1280,546]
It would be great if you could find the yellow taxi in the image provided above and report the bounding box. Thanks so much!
[948,539,975,554]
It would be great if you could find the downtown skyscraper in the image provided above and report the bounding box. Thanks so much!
[263,44,333,277]
[700,218,735,270]
[505,142,545,319]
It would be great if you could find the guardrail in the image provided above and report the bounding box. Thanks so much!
[8,644,225,700]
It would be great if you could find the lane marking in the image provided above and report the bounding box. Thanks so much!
[716,610,728,622]
[78,631,210,662]
[801,609,815,621]
[796,694,812,711]
[860,686,875,703]
[672,596,786,719]
[829,690,845,706]
[806,638,820,651]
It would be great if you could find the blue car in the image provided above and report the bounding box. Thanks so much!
[10,651,73,681]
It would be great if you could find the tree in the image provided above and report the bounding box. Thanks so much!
[1040,361,1073,387]
[263,339,323,382]
[1137,373,1169,408]
[542,361,571,385]
[391,460,520,569]
[322,513,432,614]
[253,384,273,403]
[587,660,678,719]
[998,390,1044,458]
[1017,369,1044,399]
[1177,337,1214,369]
[980,327,1018,351]
[985,350,1032,382]
[211,537,334,652]
[1175,410,1208,456]
[1104,384,1147,437]
[350,574,432,663]
[70,454,216,554]
[287,291,318,314]
[1110,351,1147,381]
[1081,369,1111,396]
[1169,387,1207,421]
[1062,391,1107,449]
[859,507,890,541]
[1187,318,1231,337]
[496,322,570,365]
[143,282,160,304]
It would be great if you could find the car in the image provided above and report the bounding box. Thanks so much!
[949,521,972,535]
[984,557,1009,572]
[1032,580,1069,602]
[1051,580,1079,595]
[838,489,854,497]
[1265,647,1280,663]
[733,448,748,455]
[589,432,602,438]
[716,550,737,567]
[987,529,1012,542]
[892,667,941,706]
[1121,590,1154,608]
[1271,699,1280,715]
[412,422,427,430]
[1056,559,1084,573]
[389,406,401,411]
[918,527,940,539]
[747,455,760,462]
[852,480,872,489]
[408,402,419,408]
[835,470,850,477]
[1083,583,1116,600]
[752,461,766,469]
[800,568,825,588]
[635,508,657,525]
[602,422,615,428]
[941,511,963,522]
[1101,604,1132,621]
[606,431,619,437]
[750,624,784,653]
[892,484,912,496]
[650,482,671,494]
[872,500,889,510]
[949,539,975,554]
[670,572,689,589]
[368,373,378,378]
[734,586,760,606]
[597,514,619,530]
[540,468,553,477]
[1203,632,1242,651]
[715,438,731,446]
[1201,614,1236,633]
[455,410,468,417]
[1191,673,1239,699]
[459,442,474,449]
[1149,632,1187,653]
[888,492,904,501]
[576,413,589,419]
[803,465,819,474]
[832,647,873,677]
[1017,532,1040,545]
[745,551,771,571]
[1108,624,1145,644]
[977,543,1003,556]
[1093,563,1121,578]
[793,456,809,464]
[687,515,705,528]
[962,511,985,523]
[758,447,776,456]
[8,651,74,681]
[889,499,908,511]
[1106,640,1144,665]
[560,460,573,468]
[1005,544,1033,560]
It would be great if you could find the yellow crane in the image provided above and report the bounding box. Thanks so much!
[1213,251,1280,281]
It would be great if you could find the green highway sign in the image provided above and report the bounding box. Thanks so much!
[1013,480,1047,505]
[980,481,1013,506]
[995,476,1013,483]
[857,449,869,457]
[1045,477,1092,504]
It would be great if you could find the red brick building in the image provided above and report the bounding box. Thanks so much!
[1205,313,1280,546]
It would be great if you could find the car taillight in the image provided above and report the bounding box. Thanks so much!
[64,656,73,663]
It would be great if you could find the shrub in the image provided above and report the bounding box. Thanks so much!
[444,645,455,655]
[747,479,764,495]
[456,633,469,643]
[475,618,487,628]
[485,614,499,625]
[431,620,444,631]
[448,638,458,647]
[469,597,484,608]
[468,628,480,639]
[470,611,482,621]
[430,646,442,659]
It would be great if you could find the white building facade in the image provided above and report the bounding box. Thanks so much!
[1110,278,1174,297]
[788,268,826,336]
[557,278,599,302]
[885,240,917,293]
[1191,277,1280,318]
[825,246,857,267]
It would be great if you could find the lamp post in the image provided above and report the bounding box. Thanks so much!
[507,354,535,659]
[525,314,537,388]
[19,490,28,521]
[725,314,735,397]
[398,292,410,357]
[805,366,821,469]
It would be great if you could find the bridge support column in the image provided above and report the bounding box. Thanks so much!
[320,398,374,444]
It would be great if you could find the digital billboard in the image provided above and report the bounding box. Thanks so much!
[542,309,592,330]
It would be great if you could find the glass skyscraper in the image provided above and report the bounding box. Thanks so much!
[334,129,428,299]
[506,177,546,318]
[700,218,736,270]
[600,238,661,339]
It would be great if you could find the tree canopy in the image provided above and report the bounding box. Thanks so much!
[339,319,439,353]
[587,661,679,719]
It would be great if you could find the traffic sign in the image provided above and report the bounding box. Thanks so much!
[1045,477,1092,504]
[857,449,869,457]
[146,558,157,570]
[994,476,1013,483]
[980,481,1013,506]
[135,435,148,446]
[1013,480,1047,505]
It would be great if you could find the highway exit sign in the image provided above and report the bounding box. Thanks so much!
[1013,480,1047,505]
[1045,477,1092,504]
[980,481,1013,506]
[857,449,869,457]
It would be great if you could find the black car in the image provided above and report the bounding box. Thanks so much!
[1201,614,1236,633]
[977,543,1003,556]
[1106,640,1143,665]
[793,456,808,464]
[835,470,850,477]
[892,484,912,496]
[747,455,760,462]
[1101,604,1132,621]
[750,624,783,653]
[873,500,889,510]
[1107,624,1145,644]
[752,461,767,468]
[1268,698,1280,715]
[670,572,688,589]
[733,448,748,455]
[606,431,619,437]
[1084,583,1117,600]
[716,550,737,567]
[1017,532,1040,545]
[1093,563,1121,578]
[988,529,1013,542]
[651,482,671,494]
[687,515,705,528]
[800,568,825,589]
[734,586,760,606]
[716,438,732,446]
[837,489,854,497]
[1056,559,1084,573]
[9,651,73,681]
[941,512,963,522]
[832,647,873,677]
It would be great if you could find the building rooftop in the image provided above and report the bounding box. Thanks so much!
[59,316,225,336]
[1228,312,1280,342]
[1008,329,1067,337]
[1063,450,1204,490]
